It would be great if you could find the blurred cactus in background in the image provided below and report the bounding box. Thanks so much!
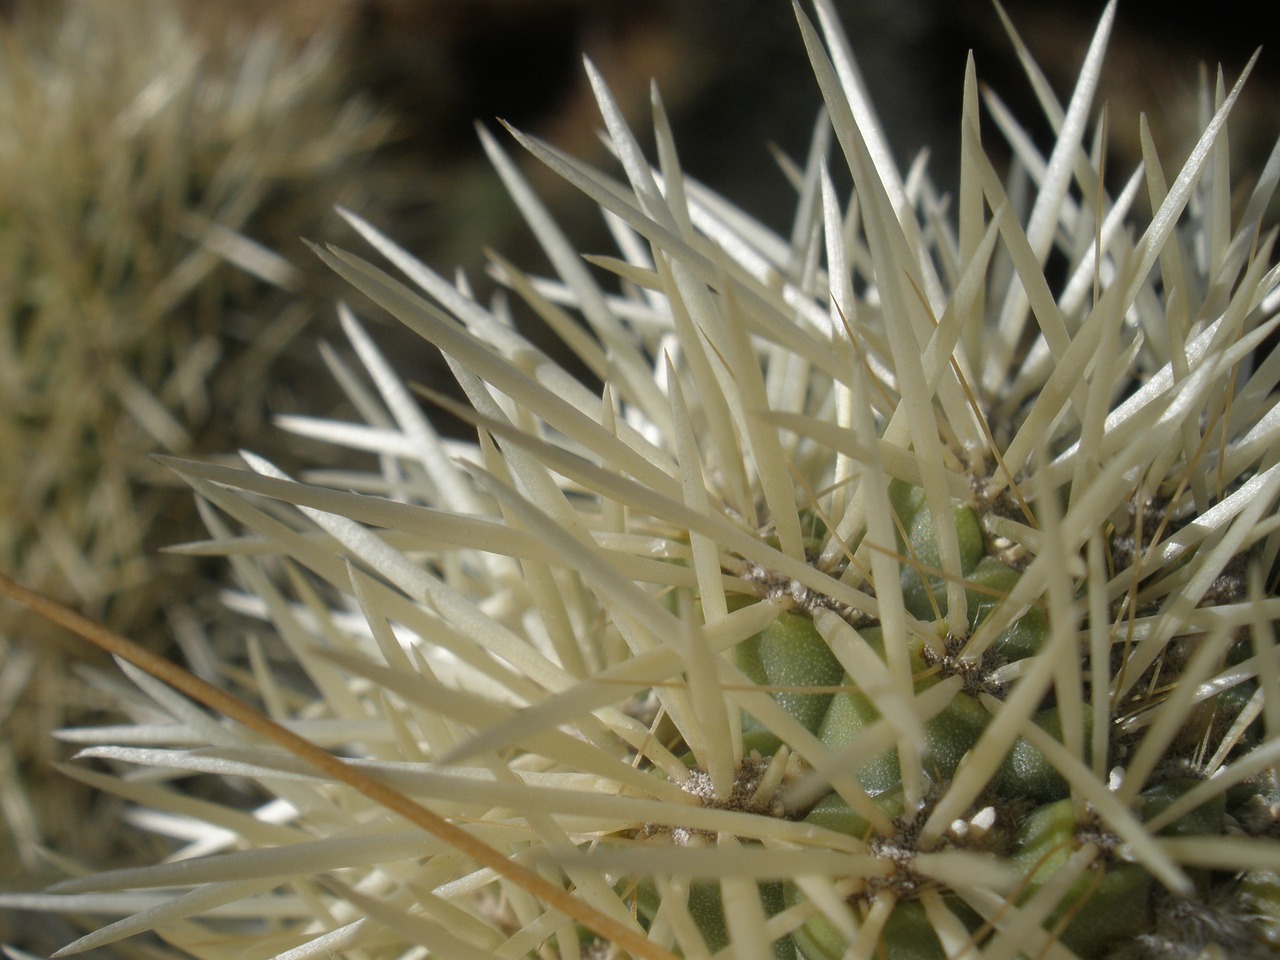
[0,0,388,937]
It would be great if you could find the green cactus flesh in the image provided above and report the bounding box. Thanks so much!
[627,486,1279,959]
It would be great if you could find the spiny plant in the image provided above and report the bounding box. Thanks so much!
[4,1,1280,958]
[0,0,385,910]
[0,0,384,626]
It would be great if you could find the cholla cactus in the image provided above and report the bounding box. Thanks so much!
[0,0,385,911]
[6,1,1280,958]
[0,0,384,625]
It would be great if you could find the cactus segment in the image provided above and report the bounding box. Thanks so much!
[1013,798,1154,954]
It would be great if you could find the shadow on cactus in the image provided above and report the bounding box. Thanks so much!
[5,1,1280,958]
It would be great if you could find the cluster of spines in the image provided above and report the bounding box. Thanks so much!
[6,1,1280,959]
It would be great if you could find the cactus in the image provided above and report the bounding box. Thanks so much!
[0,0,387,942]
[5,1,1280,958]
